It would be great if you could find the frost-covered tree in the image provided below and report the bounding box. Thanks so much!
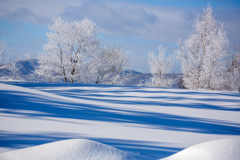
[177,4,229,90]
[227,45,240,91]
[148,45,172,87]
[0,39,10,64]
[34,60,58,82]
[94,46,129,85]
[230,65,240,92]
[36,17,99,82]
[8,61,22,80]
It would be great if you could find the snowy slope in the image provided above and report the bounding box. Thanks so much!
[0,139,135,160]
[161,138,240,160]
[0,82,240,159]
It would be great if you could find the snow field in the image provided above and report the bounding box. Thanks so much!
[0,82,240,159]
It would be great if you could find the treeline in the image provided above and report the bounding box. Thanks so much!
[0,5,239,91]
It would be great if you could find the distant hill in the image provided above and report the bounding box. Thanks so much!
[122,69,180,87]
[0,59,39,80]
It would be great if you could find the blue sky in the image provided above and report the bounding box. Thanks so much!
[0,0,240,73]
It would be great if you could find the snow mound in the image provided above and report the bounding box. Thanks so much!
[161,138,240,160]
[0,139,135,160]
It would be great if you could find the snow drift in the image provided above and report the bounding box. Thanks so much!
[0,139,135,160]
[162,138,240,160]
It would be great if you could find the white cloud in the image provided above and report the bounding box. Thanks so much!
[59,0,197,43]
[0,0,80,18]
[6,7,50,25]
[61,0,158,36]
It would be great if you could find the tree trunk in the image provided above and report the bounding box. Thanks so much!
[64,77,67,83]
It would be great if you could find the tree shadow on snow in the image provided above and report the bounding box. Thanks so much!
[1,89,239,135]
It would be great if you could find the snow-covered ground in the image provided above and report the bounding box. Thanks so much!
[0,82,240,159]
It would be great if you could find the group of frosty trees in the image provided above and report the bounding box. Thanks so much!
[148,5,240,91]
[35,4,239,91]
[35,17,129,84]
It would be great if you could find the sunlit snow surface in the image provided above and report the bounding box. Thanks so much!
[0,139,135,160]
[162,138,240,160]
[0,82,240,160]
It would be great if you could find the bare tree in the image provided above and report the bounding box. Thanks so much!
[148,45,172,87]
[0,39,10,65]
[177,4,229,90]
